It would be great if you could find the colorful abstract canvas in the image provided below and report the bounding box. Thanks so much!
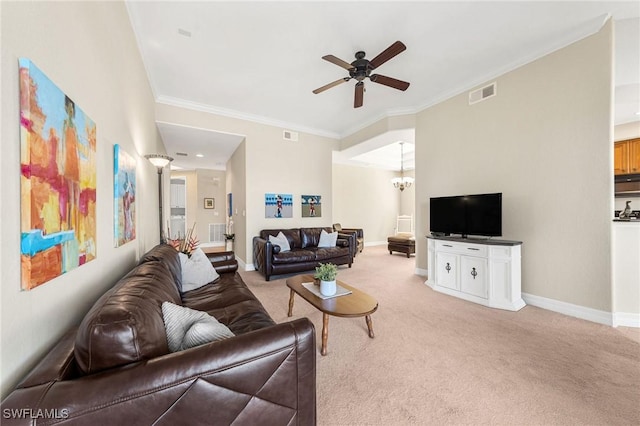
[301,195,322,217]
[19,58,97,290]
[114,144,136,247]
[265,193,293,218]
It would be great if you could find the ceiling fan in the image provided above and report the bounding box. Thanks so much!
[313,41,410,108]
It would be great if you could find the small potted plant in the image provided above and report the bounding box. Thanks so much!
[314,263,338,296]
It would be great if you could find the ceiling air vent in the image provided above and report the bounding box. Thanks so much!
[283,130,299,142]
[469,82,497,105]
[175,152,188,156]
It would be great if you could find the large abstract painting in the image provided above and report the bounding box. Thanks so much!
[114,144,136,247]
[19,58,97,290]
[265,193,293,218]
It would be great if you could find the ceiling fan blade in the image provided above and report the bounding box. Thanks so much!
[369,41,407,70]
[354,82,364,108]
[322,55,355,71]
[313,77,350,94]
[370,74,410,91]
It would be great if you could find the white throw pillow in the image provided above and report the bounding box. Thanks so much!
[269,231,291,252]
[179,248,220,292]
[162,302,234,352]
[318,229,338,248]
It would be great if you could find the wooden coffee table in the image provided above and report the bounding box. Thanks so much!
[286,274,378,356]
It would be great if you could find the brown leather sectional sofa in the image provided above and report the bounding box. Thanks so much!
[1,244,316,425]
[253,227,355,281]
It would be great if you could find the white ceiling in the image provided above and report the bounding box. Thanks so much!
[126,1,640,171]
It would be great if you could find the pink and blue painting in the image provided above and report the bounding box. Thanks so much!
[19,58,97,290]
[114,144,136,247]
[265,193,293,218]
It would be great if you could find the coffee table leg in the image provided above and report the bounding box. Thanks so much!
[287,289,295,317]
[365,315,375,338]
[321,313,329,356]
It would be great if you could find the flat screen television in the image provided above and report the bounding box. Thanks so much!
[430,193,502,238]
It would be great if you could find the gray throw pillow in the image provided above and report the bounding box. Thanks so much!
[179,248,220,292]
[318,229,338,248]
[162,301,234,352]
[269,231,291,252]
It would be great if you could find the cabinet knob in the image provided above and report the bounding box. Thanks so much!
[471,267,477,279]
[445,263,451,273]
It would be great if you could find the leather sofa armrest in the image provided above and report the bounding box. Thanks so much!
[336,232,356,259]
[341,227,363,239]
[253,236,275,280]
[0,318,316,425]
[206,251,238,274]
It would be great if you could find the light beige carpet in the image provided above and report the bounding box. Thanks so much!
[240,246,640,425]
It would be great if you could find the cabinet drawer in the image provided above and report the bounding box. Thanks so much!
[435,240,488,257]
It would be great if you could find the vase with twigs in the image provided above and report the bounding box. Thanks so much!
[168,223,199,257]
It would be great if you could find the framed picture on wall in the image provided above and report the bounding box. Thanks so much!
[204,198,215,209]
[301,195,321,217]
[265,193,293,218]
[227,193,233,217]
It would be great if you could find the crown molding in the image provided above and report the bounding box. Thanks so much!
[156,96,341,140]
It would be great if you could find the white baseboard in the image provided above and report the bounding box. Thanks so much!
[415,267,428,277]
[613,312,640,328]
[522,293,616,326]
[523,294,639,328]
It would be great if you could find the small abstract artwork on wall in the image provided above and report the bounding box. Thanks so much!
[301,195,321,217]
[114,144,136,247]
[265,193,293,218]
[19,58,97,290]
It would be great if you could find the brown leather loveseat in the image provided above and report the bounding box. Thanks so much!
[1,244,316,425]
[253,227,355,281]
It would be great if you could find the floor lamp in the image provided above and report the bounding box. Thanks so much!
[145,154,174,244]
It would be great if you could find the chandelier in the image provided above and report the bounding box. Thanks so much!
[391,142,414,191]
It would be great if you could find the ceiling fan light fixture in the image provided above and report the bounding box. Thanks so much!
[313,41,410,108]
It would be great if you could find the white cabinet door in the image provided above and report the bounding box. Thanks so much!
[436,252,458,290]
[460,256,488,299]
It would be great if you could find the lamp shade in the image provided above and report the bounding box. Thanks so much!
[144,154,174,169]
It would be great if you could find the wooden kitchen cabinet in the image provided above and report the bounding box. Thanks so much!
[614,138,640,175]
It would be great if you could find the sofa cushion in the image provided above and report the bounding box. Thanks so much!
[310,246,350,261]
[179,248,220,292]
[272,249,316,264]
[268,232,291,252]
[181,273,276,334]
[318,229,338,248]
[74,260,182,374]
[162,302,234,352]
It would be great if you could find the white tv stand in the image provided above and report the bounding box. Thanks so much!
[425,236,525,311]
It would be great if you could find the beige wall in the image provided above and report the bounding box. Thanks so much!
[0,1,161,397]
[170,169,227,242]
[155,103,338,265]
[196,169,227,242]
[227,141,247,260]
[332,165,403,245]
[415,21,613,311]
